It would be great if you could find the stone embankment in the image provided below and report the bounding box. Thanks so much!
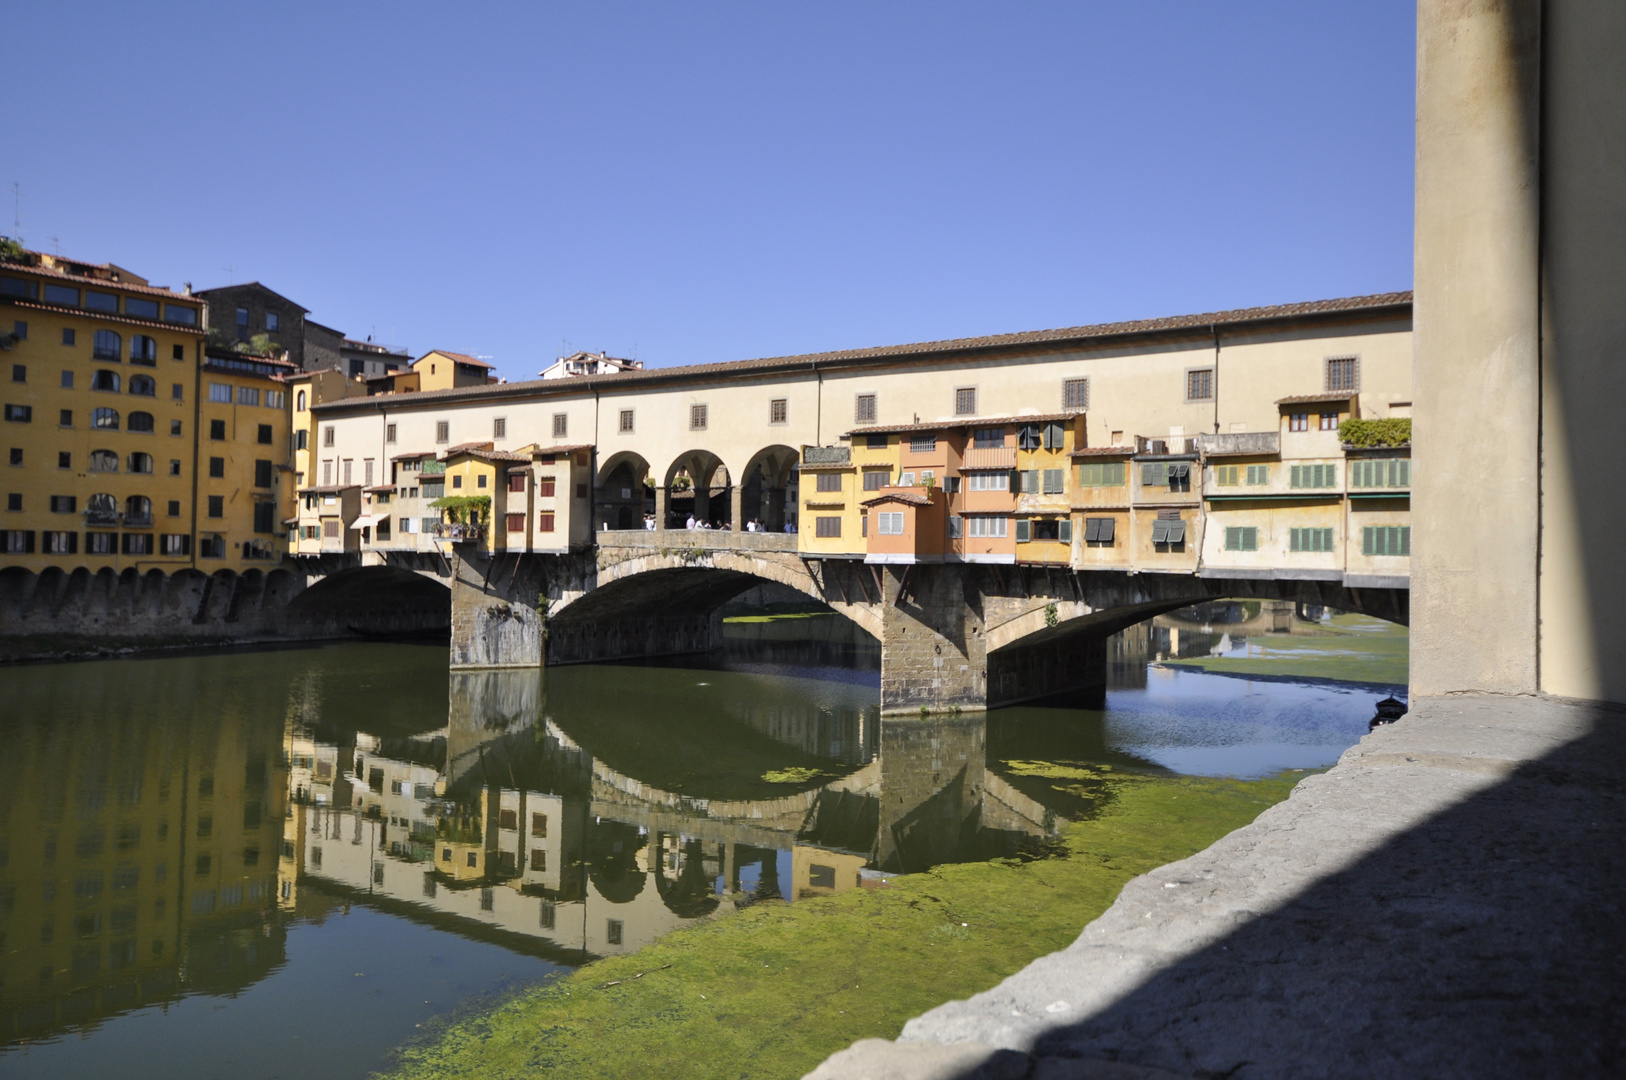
[809,695,1626,1079]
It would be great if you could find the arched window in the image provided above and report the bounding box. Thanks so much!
[128,452,153,474]
[129,335,158,365]
[89,449,119,472]
[128,374,156,396]
[86,492,118,524]
[92,370,121,392]
[296,390,307,412]
[91,407,120,430]
[125,495,152,524]
[93,329,122,361]
[127,411,154,433]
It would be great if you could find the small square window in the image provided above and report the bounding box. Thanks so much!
[689,403,707,431]
[1186,368,1214,401]
[618,408,634,434]
[210,419,226,440]
[58,452,71,468]
[552,413,567,438]
[61,370,74,388]
[168,500,181,516]
[494,417,507,439]
[955,387,977,416]
[1063,378,1089,410]
[266,312,280,332]
[1319,412,1337,431]
[12,365,25,383]
[170,419,183,436]
[172,383,184,400]
[854,394,877,424]
[1289,413,1309,433]
[207,495,223,517]
[172,344,184,361]
[769,398,787,424]
[1326,356,1359,392]
[435,421,449,444]
[62,328,75,346]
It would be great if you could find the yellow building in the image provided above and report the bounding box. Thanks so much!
[414,349,497,393]
[2,250,205,570]
[287,369,369,555]
[197,348,296,566]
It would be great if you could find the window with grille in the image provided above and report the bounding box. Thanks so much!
[1064,378,1089,410]
[550,413,567,438]
[815,516,841,538]
[689,404,707,431]
[909,435,935,454]
[866,434,888,448]
[1290,464,1337,488]
[1290,527,1335,552]
[1186,368,1214,401]
[770,398,787,424]
[1361,525,1410,556]
[1224,526,1258,551]
[1326,356,1359,392]
[538,512,555,532]
[493,417,507,438]
[1084,516,1116,545]
[863,469,889,491]
[435,421,449,443]
[322,519,339,538]
[1078,462,1125,487]
[955,388,977,416]
[877,512,905,535]
[1351,458,1411,488]
[619,409,634,433]
[815,472,842,493]
[855,394,876,424]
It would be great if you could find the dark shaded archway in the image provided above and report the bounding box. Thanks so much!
[287,566,451,636]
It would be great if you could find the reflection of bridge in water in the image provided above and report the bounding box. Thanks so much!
[282,666,1078,961]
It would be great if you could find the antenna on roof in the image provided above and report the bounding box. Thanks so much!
[48,236,60,256]
[222,265,237,285]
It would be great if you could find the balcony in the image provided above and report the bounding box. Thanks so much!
[1198,431,1280,457]
[433,523,482,543]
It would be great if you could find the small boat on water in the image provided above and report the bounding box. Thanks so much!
[1369,695,1408,731]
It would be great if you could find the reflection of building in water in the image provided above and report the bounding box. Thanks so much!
[0,670,288,1045]
[272,668,1070,960]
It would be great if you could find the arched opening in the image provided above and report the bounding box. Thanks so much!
[661,450,726,529]
[735,444,800,533]
[595,451,652,532]
[286,566,451,638]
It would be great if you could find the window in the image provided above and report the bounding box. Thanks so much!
[380,423,395,446]
[476,473,487,489]
[237,387,260,407]
[5,492,18,510]
[1326,356,1359,392]
[0,277,35,299]
[607,919,624,946]
[162,534,190,555]
[167,498,180,514]
[1351,458,1411,488]
[1140,462,1191,491]
[87,531,115,554]
[343,459,353,485]
[47,531,77,554]
[10,321,24,340]
[1019,469,1039,494]
[171,419,182,436]
[10,364,22,383]
[206,419,225,441]
[209,382,231,403]
[435,421,449,444]
[264,390,285,409]
[1362,525,1411,556]
[955,387,977,416]
[965,470,1009,492]
[254,460,273,487]
[90,449,118,472]
[529,848,547,872]
[129,375,155,396]
[1150,515,1187,547]
[1246,464,1269,485]
[537,512,555,532]
[769,398,788,424]
[1319,412,1338,431]
[965,515,1007,538]
[908,434,936,454]
[689,404,707,431]
[59,451,71,468]
[898,471,916,486]
[3,403,30,423]
[948,515,964,538]
[121,531,152,555]
[863,434,888,449]
[127,411,154,433]
[93,370,121,392]
[451,474,461,489]
[814,472,842,493]
[129,336,157,365]
[1064,377,1090,410]
[93,330,121,360]
[1186,368,1214,401]
[92,407,119,429]
[854,394,876,424]
[296,390,307,412]
[61,370,74,388]
[505,513,525,533]
[128,453,153,474]
[1216,465,1239,486]
[1017,425,1042,451]
[494,417,507,439]
[266,312,279,332]
[877,511,905,535]
[207,495,223,518]
[813,516,842,538]
[1078,461,1125,487]
[1290,527,1335,552]
[538,477,556,497]
[171,383,184,400]
[1289,413,1309,432]
[1224,526,1259,551]
[1290,464,1337,489]
[862,469,890,491]
[973,427,1003,449]
[1042,469,1065,494]
[509,473,526,493]
[236,307,249,327]
[3,529,34,552]
[258,423,272,445]
[62,327,74,345]
[618,408,634,433]
[1084,516,1116,545]
[1045,421,1067,450]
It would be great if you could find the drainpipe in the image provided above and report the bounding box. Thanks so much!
[191,337,202,569]
[1210,324,1221,435]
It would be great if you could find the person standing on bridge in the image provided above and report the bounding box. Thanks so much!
[686,513,697,530]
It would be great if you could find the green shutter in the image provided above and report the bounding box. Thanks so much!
[1107,462,1122,486]
[1290,465,1301,489]
[1243,527,1257,551]
[1399,526,1411,556]
[1015,519,1031,543]
[1058,519,1072,543]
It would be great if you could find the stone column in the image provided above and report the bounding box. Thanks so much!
[654,486,668,531]
[877,565,987,714]
[764,486,785,531]
[692,483,710,523]
[730,485,744,531]
[449,550,544,669]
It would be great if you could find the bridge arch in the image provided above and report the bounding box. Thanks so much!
[286,564,451,635]
[596,450,653,530]
[735,443,799,532]
[661,449,728,527]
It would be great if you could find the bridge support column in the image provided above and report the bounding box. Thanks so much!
[730,485,744,531]
[654,486,668,529]
[878,565,988,714]
[449,550,545,669]
[764,486,785,531]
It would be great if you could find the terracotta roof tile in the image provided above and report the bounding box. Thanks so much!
[2,258,206,303]
[421,349,493,368]
[843,411,1082,438]
[1070,445,1138,458]
[861,492,932,507]
[1277,392,1358,405]
[315,292,1410,414]
[2,297,206,336]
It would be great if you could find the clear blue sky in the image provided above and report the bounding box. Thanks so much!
[5,2,1414,383]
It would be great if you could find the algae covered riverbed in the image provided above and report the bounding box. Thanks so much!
[384,770,1302,1080]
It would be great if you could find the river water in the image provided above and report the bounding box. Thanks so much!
[0,606,1402,1080]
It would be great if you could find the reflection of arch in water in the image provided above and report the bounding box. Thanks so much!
[655,835,720,918]
[588,819,647,903]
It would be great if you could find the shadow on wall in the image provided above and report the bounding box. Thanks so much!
[984,709,1626,1079]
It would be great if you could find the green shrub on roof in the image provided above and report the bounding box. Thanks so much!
[1339,417,1411,448]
